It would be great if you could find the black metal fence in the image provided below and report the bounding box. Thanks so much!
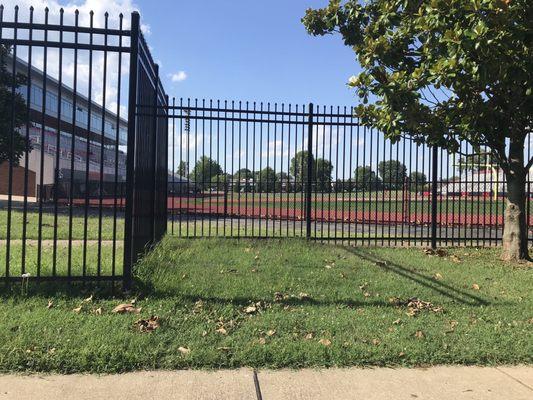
[167,100,532,247]
[1,5,531,288]
[0,6,165,287]
[124,12,168,290]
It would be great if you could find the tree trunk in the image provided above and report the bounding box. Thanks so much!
[501,141,529,261]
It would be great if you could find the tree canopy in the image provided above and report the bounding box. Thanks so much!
[176,161,189,177]
[353,165,381,190]
[0,45,30,166]
[290,151,334,191]
[189,156,223,189]
[257,167,278,192]
[378,160,407,190]
[303,0,533,260]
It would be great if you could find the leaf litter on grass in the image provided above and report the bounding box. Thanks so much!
[389,297,444,317]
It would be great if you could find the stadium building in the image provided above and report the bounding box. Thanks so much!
[0,56,128,202]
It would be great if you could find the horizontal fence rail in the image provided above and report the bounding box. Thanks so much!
[166,99,532,246]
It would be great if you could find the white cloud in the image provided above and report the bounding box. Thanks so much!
[1,0,152,115]
[169,71,187,83]
[0,0,147,31]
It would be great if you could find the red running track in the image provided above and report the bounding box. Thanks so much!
[167,197,522,228]
[54,196,526,228]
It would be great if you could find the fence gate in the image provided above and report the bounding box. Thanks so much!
[0,6,167,287]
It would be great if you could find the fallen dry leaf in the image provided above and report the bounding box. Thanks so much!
[392,297,443,317]
[47,300,53,309]
[434,273,443,280]
[267,329,276,337]
[414,330,425,339]
[216,327,227,335]
[319,338,331,346]
[178,346,191,355]
[450,255,461,263]
[446,320,459,333]
[93,307,103,315]
[424,248,447,257]
[392,318,402,325]
[193,300,204,313]
[258,337,266,345]
[134,316,160,333]
[372,339,381,346]
[72,306,82,314]
[472,284,480,291]
[113,303,141,314]
[244,305,257,314]
[305,332,314,340]
[298,293,310,300]
[274,292,285,302]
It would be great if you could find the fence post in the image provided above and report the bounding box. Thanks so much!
[123,11,140,291]
[151,64,159,243]
[431,145,438,249]
[306,103,314,239]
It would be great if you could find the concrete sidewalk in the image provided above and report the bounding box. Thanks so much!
[0,366,531,400]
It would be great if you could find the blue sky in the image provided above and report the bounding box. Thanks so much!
[138,0,359,106]
[0,0,441,178]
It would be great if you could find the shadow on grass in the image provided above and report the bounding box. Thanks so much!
[344,247,489,306]
[0,279,125,300]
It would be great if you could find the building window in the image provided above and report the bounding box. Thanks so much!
[31,85,43,109]
[46,91,58,114]
[61,99,73,123]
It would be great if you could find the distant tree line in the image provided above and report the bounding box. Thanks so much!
[182,153,427,193]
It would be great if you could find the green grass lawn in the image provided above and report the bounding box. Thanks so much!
[0,242,123,278]
[0,238,531,373]
[176,192,514,215]
[0,209,124,240]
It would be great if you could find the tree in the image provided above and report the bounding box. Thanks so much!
[0,45,30,166]
[189,156,223,190]
[290,151,334,192]
[353,166,381,190]
[409,171,427,192]
[233,168,253,192]
[257,167,278,193]
[378,160,407,190]
[303,0,533,260]
[234,168,253,180]
[290,151,313,189]
[315,158,334,192]
[176,161,189,177]
[276,171,291,192]
[210,173,230,191]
